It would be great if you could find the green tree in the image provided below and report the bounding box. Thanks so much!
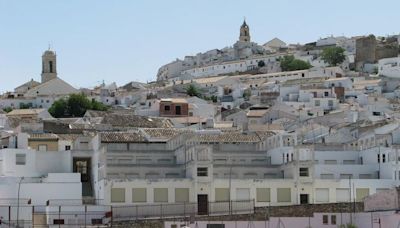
[279,55,312,71]
[2,107,12,113]
[48,93,110,118]
[48,98,67,118]
[90,99,109,111]
[321,47,346,66]
[186,84,201,97]
[67,93,92,117]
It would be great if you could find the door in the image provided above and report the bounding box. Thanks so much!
[197,194,208,215]
[73,158,91,182]
[175,106,181,115]
[73,158,93,196]
[300,194,309,204]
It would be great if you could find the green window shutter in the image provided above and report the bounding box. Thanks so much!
[154,188,168,202]
[277,188,291,202]
[175,188,189,203]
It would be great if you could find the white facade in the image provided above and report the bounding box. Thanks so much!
[379,57,400,78]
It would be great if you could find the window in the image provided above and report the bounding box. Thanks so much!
[331,215,336,225]
[197,167,208,177]
[336,188,350,202]
[382,154,386,163]
[322,215,328,225]
[340,174,353,179]
[49,61,53,73]
[256,188,270,202]
[175,188,189,202]
[65,145,71,151]
[236,188,250,200]
[320,174,334,179]
[92,219,102,225]
[328,100,333,107]
[324,160,337,164]
[359,174,372,179]
[215,188,229,202]
[356,188,369,202]
[154,188,168,202]
[206,225,225,228]
[315,100,320,106]
[315,188,329,203]
[53,219,64,225]
[299,168,309,177]
[16,154,26,165]
[324,92,329,97]
[277,188,291,202]
[111,188,125,203]
[132,188,146,203]
[38,144,47,151]
[343,160,355,165]
[164,105,170,111]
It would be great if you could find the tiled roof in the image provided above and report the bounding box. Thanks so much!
[247,109,268,117]
[57,134,81,141]
[100,132,146,143]
[28,133,59,140]
[160,98,188,103]
[141,128,191,140]
[189,131,265,143]
[101,114,173,128]
[6,109,46,116]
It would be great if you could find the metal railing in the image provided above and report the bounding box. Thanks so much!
[0,200,254,226]
[111,199,255,222]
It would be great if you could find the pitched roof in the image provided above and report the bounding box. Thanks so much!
[6,108,46,116]
[57,134,81,141]
[101,114,173,128]
[141,128,191,141]
[100,132,146,143]
[189,131,272,143]
[15,79,40,90]
[247,109,268,118]
[24,78,77,97]
[160,98,188,103]
[28,133,59,140]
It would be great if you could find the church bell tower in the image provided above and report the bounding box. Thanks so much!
[41,49,57,83]
[239,19,250,42]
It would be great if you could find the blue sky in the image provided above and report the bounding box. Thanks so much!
[0,0,399,92]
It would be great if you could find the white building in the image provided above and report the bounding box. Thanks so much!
[378,57,400,78]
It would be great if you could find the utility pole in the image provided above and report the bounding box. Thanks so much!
[228,164,233,215]
[348,176,352,225]
[16,177,24,228]
[378,145,381,179]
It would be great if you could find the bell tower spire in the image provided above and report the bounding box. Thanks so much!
[41,48,57,83]
[239,18,250,42]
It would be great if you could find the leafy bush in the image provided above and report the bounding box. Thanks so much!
[279,55,312,71]
[49,93,109,118]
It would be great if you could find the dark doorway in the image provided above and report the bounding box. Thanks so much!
[197,194,208,215]
[73,157,92,196]
[175,106,182,115]
[300,194,309,204]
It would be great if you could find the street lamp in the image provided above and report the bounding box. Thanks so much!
[16,177,24,228]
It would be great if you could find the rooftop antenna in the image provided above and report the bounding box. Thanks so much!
[48,42,52,50]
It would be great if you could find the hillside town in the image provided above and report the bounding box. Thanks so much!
[1,20,400,227]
